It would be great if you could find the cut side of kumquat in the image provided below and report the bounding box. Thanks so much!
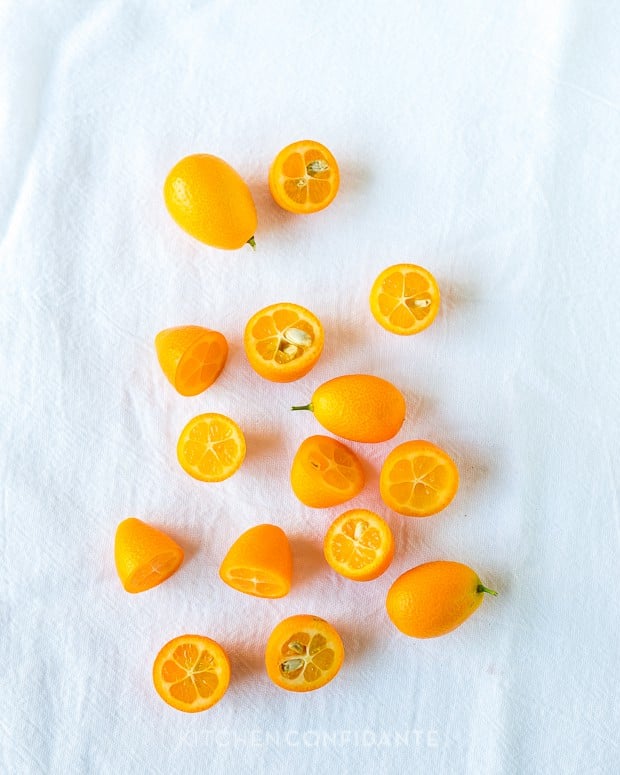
[153,634,230,713]
[243,302,324,383]
[324,509,394,581]
[114,517,184,593]
[155,325,228,396]
[370,264,440,335]
[290,435,365,508]
[219,524,292,598]
[265,615,344,693]
[380,440,459,517]
[177,413,246,482]
[269,140,339,214]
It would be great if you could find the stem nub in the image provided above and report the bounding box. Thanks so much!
[291,403,314,412]
[477,584,498,596]
[247,236,256,250]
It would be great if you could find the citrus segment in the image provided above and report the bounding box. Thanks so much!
[114,518,184,593]
[244,302,324,382]
[269,140,339,214]
[219,524,292,598]
[290,435,365,508]
[265,615,344,692]
[386,561,498,638]
[163,154,257,249]
[177,413,246,482]
[153,634,230,712]
[380,440,458,517]
[324,509,394,581]
[292,374,406,443]
[370,264,440,335]
[155,326,228,396]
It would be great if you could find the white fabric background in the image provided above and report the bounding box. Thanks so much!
[1,1,619,773]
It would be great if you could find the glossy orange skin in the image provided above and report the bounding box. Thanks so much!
[296,374,406,443]
[219,524,292,598]
[290,435,365,508]
[386,561,495,638]
[155,326,228,396]
[114,518,184,593]
[164,154,257,249]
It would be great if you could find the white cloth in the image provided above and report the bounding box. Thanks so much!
[2,1,619,773]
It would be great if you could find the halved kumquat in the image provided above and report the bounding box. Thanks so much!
[153,634,230,712]
[370,264,440,335]
[265,615,344,693]
[380,440,459,517]
[290,435,365,508]
[324,509,394,581]
[244,302,324,382]
[155,325,228,396]
[269,140,339,214]
[114,517,184,594]
[219,524,292,598]
[177,413,246,482]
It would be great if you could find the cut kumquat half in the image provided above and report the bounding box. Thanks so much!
[269,140,339,214]
[153,634,230,713]
[177,413,246,482]
[155,325,228,396]
[370,264,440,335]
[219,524,292,598]
[380,440,459,517]
[114,517,184,593]
[265,615,344,693]
[290,435,365,508]
[244,302,324,383]
[324,509,394,582]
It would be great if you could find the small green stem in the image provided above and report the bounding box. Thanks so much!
[247,236,256,250]
[291,403,314,412]
[477,584,498,596]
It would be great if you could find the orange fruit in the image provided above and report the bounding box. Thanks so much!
[265,615,344,692]
[154,325,228,396]
[370,264,440,335]
[290,435,365,508]
[380,440,459,517]
[269,140,339,214]
[219,524,292,598]
[292,374,406,443]
[386,561,498,638]
[244,302,324,383]
[177,413,246,482]
[323,509,394,581]
[163,154,257,249]
[152,634,230,712]
[114,517,184,593]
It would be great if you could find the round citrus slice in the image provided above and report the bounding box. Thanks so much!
[243,302,324,383]
[219,524,292,598]
[177,413,246,482]
[265,615,344,692]
[153,634,230,712]
[155,325,228,396]
[380,440,459,517]
[323,509,394,581]
[370,264,440,335]
[290,435,365,508]
[114,517,184,593]
[269,140,339,214]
